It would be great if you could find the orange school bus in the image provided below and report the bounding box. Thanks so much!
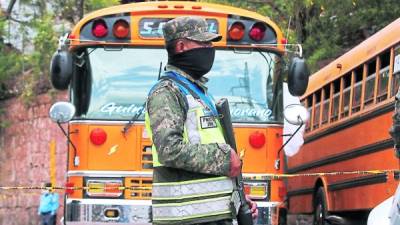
[49,1,308,224]
[286,18,400,224]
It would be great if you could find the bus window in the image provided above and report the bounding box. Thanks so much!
[341,73,351,117]
[321,85,330,125]
[331,79,340,122]
[352,66,363,113]
[313,90,321,130]
[377,50,390,102]
[392,45,400,97]
[364,59,376,107]
[306,95,312,132]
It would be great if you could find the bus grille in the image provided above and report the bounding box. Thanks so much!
[128,178,152,199]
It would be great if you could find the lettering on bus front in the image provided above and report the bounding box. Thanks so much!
[100,102,145,116]
[98,102,273,121]
[139,18,219,38]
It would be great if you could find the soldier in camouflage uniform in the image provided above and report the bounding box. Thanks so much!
[390,88,400,158]
[145,16,257,225]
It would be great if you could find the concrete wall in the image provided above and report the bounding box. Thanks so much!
[0,92,68,225]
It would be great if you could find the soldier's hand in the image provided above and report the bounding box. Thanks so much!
[229,150,241,177]
[245,195,258,219]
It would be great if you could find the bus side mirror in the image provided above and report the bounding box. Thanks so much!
[49,102,76,123]
[288,57,309,96]
[283,104,309,125]
[50,50,73,90]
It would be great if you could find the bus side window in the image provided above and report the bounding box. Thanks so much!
[364,59,376,107]
[331,79,340,122]
[313,90,321,130]
[341,73,351,118]
[377,49,390,102]
[321,85,330,125]
[352,66,363,113]
[391,45,400,97]
[306,95,312,132]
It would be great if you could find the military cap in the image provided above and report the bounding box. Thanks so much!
[162,16,222,42]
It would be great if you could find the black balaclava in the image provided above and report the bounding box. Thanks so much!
[168,47,215,80]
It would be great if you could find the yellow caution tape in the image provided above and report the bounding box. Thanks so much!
[0,186,152,191]
[0,169,398,191]
[243,169,400,180]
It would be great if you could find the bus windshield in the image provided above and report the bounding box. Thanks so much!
[84,47,282,123]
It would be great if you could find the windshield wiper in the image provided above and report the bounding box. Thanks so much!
[122,61,163,136]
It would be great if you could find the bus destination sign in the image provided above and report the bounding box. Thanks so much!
[139,18,219,39]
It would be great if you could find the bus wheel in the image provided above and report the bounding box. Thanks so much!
[313,187,328,225]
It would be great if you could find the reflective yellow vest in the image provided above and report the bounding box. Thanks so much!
[145,73,234,224]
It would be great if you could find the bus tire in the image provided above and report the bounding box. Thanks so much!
[313,187,328,225]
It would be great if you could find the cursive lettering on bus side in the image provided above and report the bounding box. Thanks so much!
[100,102,144,116]
[231,108,272,120]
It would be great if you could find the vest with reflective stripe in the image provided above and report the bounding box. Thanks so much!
[145,72,233,224]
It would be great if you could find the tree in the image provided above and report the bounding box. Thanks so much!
[0,0,120,101]
[204,0,400,72]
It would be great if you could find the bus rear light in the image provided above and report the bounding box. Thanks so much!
[92,19,108,38]
[90,128,107,145]
[113,19,130,39]
[249,22,266,41]
[243,182,268,199]
[228,22,245,41]
[249,131,265,149]
[281,38,288,45]
[87,180,123,197]
[65,182,75,195]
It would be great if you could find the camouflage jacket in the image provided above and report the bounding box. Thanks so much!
[146,65,232,182]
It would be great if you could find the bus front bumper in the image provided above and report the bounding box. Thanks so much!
[65,199,282,225]
[65,198,152,225]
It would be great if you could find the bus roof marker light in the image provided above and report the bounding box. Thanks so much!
[249,22,266,42]
[249,131,266,149]
[90,128,107,145]
[113,19,130,39]
[192,6,202,10]
[92,19,108,38]
[174,5,184,9]
[158,4,168,8]
[228,22,245,41]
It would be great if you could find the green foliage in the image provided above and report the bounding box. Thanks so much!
[207,0,400,72]
[30,14,58,77]
[0,0,121,103]
[18,14,58,104]
[298,0,400,72]
[86,0,120,12]
[0,108,11,130]
[0,18,23,99]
